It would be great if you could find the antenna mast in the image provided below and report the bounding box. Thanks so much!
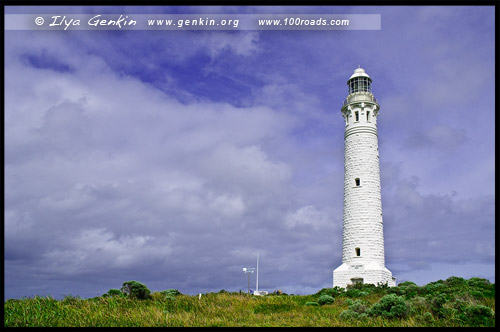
[256,253,259,293]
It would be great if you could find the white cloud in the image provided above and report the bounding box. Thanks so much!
[283,205,331,230]
[41,228,173,275]
[203,31,260,58]
[209,193,246,219]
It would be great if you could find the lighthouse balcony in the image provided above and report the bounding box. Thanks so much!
[343,92,378,106]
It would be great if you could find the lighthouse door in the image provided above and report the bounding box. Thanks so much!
[351,278,364,285]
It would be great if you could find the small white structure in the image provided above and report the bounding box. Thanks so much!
[253,253,268,296]
[333,67,396,288]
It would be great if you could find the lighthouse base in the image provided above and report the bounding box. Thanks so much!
[333,262,396,289]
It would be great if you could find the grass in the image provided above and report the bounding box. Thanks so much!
[4,277,496,327]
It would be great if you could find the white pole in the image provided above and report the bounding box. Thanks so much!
[256,253,259,293]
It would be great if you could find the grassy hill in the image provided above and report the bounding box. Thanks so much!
[4,276,495,327]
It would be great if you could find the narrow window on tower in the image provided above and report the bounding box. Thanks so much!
[355,178,360,186]
[355,111,359,122]
[355,248,361,256]
[366,111,370,122]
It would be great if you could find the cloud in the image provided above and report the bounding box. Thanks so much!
[203,31,261,58]
[5,27,320,298]
[383,176,495,269]
[40,228,173,276]
[403,125,468,151]
[283,205,332,230]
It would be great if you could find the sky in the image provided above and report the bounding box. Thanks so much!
[3,5,495,300]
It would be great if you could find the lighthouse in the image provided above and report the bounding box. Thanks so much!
[333,67,396,288]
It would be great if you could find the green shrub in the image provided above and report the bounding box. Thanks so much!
[160,289,182,297]
[397,282,419,299]
[421,281,446,295]
[340,310,368,321]
[314,287,344,298]
[398,281,418,288]
[459,304,495,326]
[104,289,125,298]
[444,276,467,287]
[368,294,409,319]
[339,310,355,320]
[343,286,371,297]
[387,287,401,296]
[426,293,447,318]
[121,281,151,300]
[340,300,370,321]
[468,290,484,299]
[350,299,370,314]
[466,277,490,289]
[465,278,495,298]
[346,282,380,295]
[305,301,319,306]
[345,288,362,298]
[408,296,431,316]
[317,294,335,305]
[375,282,390,290]
[415,311,434,325]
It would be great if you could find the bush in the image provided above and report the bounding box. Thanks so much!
[121,281,151,300]
[466,278,495,298]
[398,281,418,288]
[459,304,495,326]
[346,283,380,295]
[340,310,368,321]
[415,312,434,325]
[317,294,335,306]
[103,289,125,298]
[314,287,344,298]
[305,302,319,306]
[444,276,467,287]
[375,282,389,290]
[397,281,419,299]
[368,294,409,319]
[340,300,370,321]
[345,288,362,298]
[160,289,182,297]
[408,296,431,316]
[469,290,485,299]
[351,299,370,313]
[466,277,490,289]
[421,281,446,296]
[426,293,447,318]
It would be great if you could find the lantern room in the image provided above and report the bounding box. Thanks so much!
[347,67,372,94]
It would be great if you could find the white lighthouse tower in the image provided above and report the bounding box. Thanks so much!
[333,67,396,288]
